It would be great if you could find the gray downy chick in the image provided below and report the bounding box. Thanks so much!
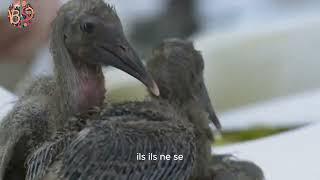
[147,39,221,179]
[0,0,159,179]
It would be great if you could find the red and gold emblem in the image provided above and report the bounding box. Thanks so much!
[7,0,35,29]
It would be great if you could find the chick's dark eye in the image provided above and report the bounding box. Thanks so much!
[80,22,95,33]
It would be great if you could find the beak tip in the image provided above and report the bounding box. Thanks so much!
[215,122,222,130]
[150,80,160,97]
[210,114,222,130]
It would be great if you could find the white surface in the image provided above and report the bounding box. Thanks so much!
[220,89,320,130]
[194,16,320,111]
[0,87,17,121]
[215,123,320,180]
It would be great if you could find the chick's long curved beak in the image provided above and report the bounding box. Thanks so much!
[99,41,160,97]
[199,82,222,130]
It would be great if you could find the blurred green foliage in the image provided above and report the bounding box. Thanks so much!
[215,125,301,146]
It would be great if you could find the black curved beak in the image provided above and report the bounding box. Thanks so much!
[98,41,160,96]
[199,82,222,130]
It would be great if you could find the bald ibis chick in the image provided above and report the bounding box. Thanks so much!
[147,39,221,179]
[0,0,159,179]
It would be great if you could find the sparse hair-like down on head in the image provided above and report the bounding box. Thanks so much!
[150,38,205,76]
[49,0,119,63]
[147,38,205,101]
[54,0,118,21]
